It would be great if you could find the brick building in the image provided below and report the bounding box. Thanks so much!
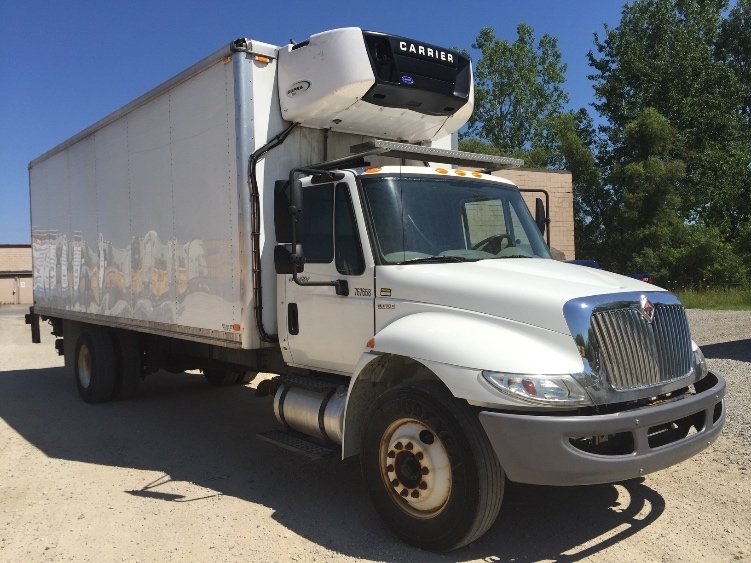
[494,168,575,261]
[0,244,33,304]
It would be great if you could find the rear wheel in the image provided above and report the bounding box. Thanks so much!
[360,380,504,552]
[234,371,257,385]
[110,330,142,400]
[75,327,116,403]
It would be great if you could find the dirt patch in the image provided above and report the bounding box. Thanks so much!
[0,307,748,562]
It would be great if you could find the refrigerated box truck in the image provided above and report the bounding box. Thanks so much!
[26,28,726,551]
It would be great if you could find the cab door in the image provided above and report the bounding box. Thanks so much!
[282,174,374,375]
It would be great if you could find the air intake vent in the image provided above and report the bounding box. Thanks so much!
[590,304,693,390]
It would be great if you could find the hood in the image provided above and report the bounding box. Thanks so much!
[376,258,666,335]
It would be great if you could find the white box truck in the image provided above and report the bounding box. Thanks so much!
[26,28,726,551]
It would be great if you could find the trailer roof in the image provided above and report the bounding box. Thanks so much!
[28,39,277,169]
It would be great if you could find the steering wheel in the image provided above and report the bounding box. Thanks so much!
[471,234,514,254]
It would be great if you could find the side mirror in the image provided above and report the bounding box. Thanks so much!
[274,245,305,275]
[274,180,305,244]
[535,197,546,236]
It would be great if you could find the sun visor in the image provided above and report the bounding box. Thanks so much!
[278,28,473,142]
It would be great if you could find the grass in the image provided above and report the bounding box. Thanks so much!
[676,287,751,310]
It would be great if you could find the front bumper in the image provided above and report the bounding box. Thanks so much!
[478,371,726,486]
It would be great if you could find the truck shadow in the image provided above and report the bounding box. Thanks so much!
[700,339,751,362]
[0,366,665,562]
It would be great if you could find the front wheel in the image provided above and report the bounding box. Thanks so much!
[360,380,504,551]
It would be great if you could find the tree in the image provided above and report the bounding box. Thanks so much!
[460,25,569,166]
[717,0,751,124]
[606,108,744,287]
[549,109,611,262]
[610,108,686,274]
[587,0,749,240]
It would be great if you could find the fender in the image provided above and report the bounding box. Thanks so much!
[341,310,583,457]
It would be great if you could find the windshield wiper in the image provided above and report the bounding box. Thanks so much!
[397,256,469,265]
[488,255,536,259]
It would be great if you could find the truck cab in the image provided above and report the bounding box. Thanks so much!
[26,27,726,553]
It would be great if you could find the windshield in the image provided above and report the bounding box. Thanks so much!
[360,174,552,264]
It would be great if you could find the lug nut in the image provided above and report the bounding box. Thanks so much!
[415,452,424,461]
[411,491,420,499]
[421,467,429,475]
[395,442,403,450]
[400,488,409,497]
[391,479,399,487]
[386,464,394,472]
[419,481,427,490]
[387,450,395,459]
[405,442,413,451]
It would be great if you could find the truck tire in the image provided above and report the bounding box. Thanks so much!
[360,380,504,552]
[74,327,116,404]
[110,330,141,400]
[235,371,257,385]
[203,368,237,387]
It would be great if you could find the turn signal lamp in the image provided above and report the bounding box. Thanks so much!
[472,171,483,178]
[253,55,271,64]
[455,170,466,176]
[435,168,448,174]
[366,338,375,349]
[364,167,382,173]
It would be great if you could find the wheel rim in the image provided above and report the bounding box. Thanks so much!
[380,419,451,518]
[78,344,92,389]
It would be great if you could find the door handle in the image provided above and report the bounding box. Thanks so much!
[288,303,299,335]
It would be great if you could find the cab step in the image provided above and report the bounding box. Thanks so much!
[257,430,338,459]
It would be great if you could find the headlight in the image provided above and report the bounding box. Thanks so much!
[481,371,593,406]
[692,341,708,380]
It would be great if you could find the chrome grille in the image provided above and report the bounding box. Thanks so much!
[590,304,692,390]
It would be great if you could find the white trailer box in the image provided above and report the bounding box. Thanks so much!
[28,31,469,350]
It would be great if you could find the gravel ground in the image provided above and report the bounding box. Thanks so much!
[0,305,749,562]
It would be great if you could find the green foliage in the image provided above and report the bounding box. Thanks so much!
[588,0,751,241]
[676,286,751,310]
[717,0,751,122]
[458,5,750,290]
[584,0,750,287]
[549,110,610,261]
[463,25,568,161]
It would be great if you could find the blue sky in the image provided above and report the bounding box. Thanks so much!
[0,0,625,243]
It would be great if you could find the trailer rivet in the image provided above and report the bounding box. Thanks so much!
[635,419,640,425]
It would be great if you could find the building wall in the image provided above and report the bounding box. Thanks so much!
[0,246,32,272]
[0,277,32,304]
[493,168,575,261]
[0,245,33,304]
